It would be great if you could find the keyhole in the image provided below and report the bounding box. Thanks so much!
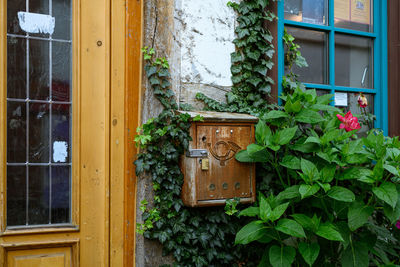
[202,136,207,142]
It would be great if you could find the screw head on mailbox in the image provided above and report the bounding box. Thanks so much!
[178,111,258,207]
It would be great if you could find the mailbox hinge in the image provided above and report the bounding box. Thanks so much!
[186,149,208,158]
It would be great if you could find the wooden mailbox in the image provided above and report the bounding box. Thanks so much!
[179,111,258,207]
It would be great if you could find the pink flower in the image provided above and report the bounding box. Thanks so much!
[336,111,361,132]
[396,220,400,230]
[357,93,368,108]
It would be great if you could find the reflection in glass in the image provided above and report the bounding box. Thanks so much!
[29,166,50,225]
[335,0,373,32]
[285,27,328,84]
[335,34,373,88]
[52,0,72,40]
[284,0,327,25]
[29,103,49,163]
[52,42,72,101]
[7,37,27,99]
[7,101,26,163]
[51,166,71,223]
[7,0,25,35]
[7,166,27,226]
[30,39,50,100]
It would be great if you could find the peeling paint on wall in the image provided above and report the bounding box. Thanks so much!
[179,0,236,87]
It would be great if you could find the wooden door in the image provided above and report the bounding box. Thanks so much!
[0,0,141,266]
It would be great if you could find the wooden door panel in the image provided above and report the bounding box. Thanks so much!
[7,247,72,267]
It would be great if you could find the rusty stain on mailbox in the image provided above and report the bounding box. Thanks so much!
[179,111,258,207]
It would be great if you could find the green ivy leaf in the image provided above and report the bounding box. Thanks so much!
[299,184,320,199]
[372,182,398,208]
[327,186,355,202]
[316,222,344,242]
[347,201,374,231]
[275,218,306,238]
[235,220,268,245]
[298,242,320,266]
[269,245,296,267]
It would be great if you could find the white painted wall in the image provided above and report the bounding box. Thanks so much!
[179,0,236,87]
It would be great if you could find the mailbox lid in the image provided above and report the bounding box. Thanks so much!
[195,122,255,201]
[177,111,258,123]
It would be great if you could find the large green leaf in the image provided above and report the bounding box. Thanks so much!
[235,220,269,245]
[301,158,320,181]
[255,120,271,145]
[270,202,290,222]
[383,193,400,223]
[239,207,260,217]
[372,182,398,208]
[263,110,289,120]
[280,155,301,170]
[274,126,298,145]
[327,186,355,202]
[291,214,318,232]
[299,242,320,266]
[260,194,272,222]
[341,242,369,267]
[235,149,270,163]
[295,109,324,124]
[276,185,300,201]
[316,222,344,241]
[269,245,296,267]
[299,184,320,199]
[275,218,306,238]
[347,201,374,231]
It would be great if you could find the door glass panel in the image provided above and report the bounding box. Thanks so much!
[335,0,373,32]
[285,27,328,84]
[284,0,328,25]
[335,34,373,88]
[6,0,72,227]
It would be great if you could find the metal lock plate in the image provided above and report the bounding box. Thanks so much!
[201,159,209,170]
[186,149,208,158]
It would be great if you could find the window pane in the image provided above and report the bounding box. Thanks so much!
[30,39,50,100]
[52,0,72,40]
[334,0,373,32]
[7,37,26,99]
[52,104,71,163]
[51,166,71,223]
[52,42,72,101]
[7,101,27,163]
[335,34,373,88]
[285,27,328,84]
[29,0,50,38]
[7,0,25,35]
[7,166,27,226]
[29,103,50,163]
[29,166,50,225]
[284,0,327,25]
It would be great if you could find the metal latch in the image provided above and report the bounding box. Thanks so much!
[186,149,208,158]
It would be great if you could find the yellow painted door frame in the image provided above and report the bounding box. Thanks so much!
[0,0,142,265]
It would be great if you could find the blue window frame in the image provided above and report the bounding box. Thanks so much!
[277,0,388,134]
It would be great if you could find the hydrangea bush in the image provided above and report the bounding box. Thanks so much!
[234,86,400,266]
